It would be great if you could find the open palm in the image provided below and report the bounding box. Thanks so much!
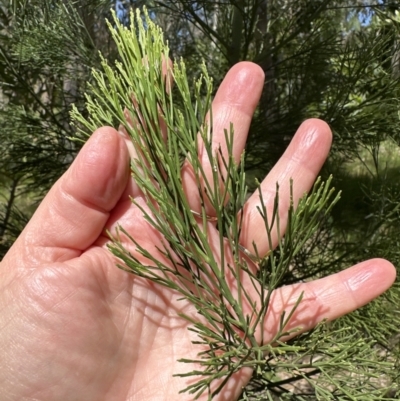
[0,63,395,401]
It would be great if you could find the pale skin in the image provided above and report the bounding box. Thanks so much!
[0,62,396,401]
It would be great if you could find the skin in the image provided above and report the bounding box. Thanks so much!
[0,62,396,401]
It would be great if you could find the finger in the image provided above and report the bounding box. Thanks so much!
[5,128,130,267]
[261,258,396,343]
[182,61,265,217]
[240,119,332,257]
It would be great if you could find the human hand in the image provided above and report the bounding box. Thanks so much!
[0,62,395,401]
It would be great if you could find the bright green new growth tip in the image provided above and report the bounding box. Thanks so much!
[71,8,341,400]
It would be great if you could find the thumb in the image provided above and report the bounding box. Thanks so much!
[4,127,130,268]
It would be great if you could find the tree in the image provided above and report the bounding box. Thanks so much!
[0,0,117,253]
[0,0,399,399]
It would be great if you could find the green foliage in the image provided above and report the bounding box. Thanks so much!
[0,0,113,254]
[1,0,399,399]
[71,11,397,399]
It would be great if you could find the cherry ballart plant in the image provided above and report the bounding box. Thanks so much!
[71,9,392,401]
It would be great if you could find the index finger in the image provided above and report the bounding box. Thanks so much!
[182,62,264,217]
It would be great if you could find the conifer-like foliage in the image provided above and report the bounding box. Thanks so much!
[1,1,400,399]
[71,10,398,399]
[0,0,107,254]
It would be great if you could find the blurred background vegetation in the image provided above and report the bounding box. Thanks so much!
[0,0,399,399]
